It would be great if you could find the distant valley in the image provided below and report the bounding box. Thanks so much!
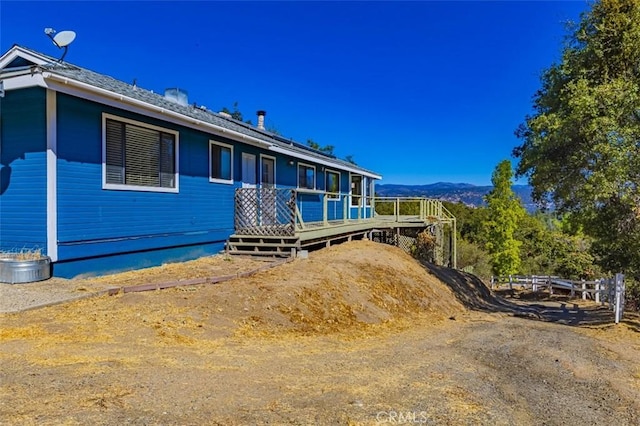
[375,182,537,212]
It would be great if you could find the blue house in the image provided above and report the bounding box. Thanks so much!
[0,45,388,277]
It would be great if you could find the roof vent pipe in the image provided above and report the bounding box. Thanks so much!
[257,110,266,130]
[164,88,188,106]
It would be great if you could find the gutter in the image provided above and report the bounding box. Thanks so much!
[268,145,382,179]
[39,71,382,179]
[41,71,272,149]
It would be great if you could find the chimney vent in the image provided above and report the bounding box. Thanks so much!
[164,88,188,106]
[257,110,266,130]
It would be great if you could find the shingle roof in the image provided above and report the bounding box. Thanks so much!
[5,45,379,178]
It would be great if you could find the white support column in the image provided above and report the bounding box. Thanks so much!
[46,89,58,262]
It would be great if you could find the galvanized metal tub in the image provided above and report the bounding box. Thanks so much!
[0,256,52,284]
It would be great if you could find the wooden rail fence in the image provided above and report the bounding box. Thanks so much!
[491,274,626,323]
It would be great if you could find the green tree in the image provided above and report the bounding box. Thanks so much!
[344,155,357,165]
[484,160,526,277]
[306,139,335,156]
[220,101,244,121]
[442,201,489,246]
[513,0,640,276]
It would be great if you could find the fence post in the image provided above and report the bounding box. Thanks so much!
[509,275,512,291]
[615,273,624,324]
[595,279,601,304]
[582,279,586,300]
[571,281,575,298]
[548,276,553,295]
[490,276,494,290]
[533,276,538,292]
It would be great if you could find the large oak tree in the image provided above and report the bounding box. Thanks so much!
[514,0,640,274]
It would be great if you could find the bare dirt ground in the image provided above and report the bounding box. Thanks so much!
[1,240,639,425]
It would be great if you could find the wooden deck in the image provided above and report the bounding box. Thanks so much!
[227,190,457,267]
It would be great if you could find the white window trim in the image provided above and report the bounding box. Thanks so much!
[326,169,341,200]
[350,173,363,207]
[102,113,179,193]
[209,140,234,184]
[297,162,316,190]
[260,154,277,188]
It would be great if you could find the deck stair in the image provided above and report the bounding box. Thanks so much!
[226,235,300,257]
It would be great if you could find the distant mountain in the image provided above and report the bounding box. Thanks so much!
[376,183,537,212]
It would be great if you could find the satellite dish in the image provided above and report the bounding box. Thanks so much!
[53,31,76,48]
[43,28,76,62]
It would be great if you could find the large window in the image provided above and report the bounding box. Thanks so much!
[326,170,340,199]
[298,163,316,190]
[210,141,233,183]
[104,114,178,192]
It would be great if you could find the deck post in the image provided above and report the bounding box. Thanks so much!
[343,195,348,223]
[323,194,328,226]
[395,198,400,222]
[451,218,457,269]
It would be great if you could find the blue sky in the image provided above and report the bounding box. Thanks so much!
[0,1,588,185]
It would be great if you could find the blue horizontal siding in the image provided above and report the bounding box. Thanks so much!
[0,87,48,253]
[297,193,323,223]
[55,94,238,261]
[54,241,225,278]
[0,91,377,277]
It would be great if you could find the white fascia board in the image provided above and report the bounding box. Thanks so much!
[35,71,381,180]
[41,72,272,150]
[1,73,47,90]
[268,145,382,180]
[46,89,58,261]
[0,46,51,70]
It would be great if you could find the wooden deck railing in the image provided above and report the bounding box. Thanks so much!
[236,188,456,235]
[234,188,458,269]
[373,197,456,224]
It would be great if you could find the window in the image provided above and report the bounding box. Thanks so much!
[210,141,233,183]
[326,170,340,199]
[260,155,275,188]
[298,164,316,190]
[104,115,178,192]
[351,175,362,206]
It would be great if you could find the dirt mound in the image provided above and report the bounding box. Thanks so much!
[2,240,466,341]
[228,240,466,335]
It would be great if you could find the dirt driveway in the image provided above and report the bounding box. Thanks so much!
[1,241,639,425]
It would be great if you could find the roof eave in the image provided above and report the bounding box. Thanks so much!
[41,71,273,149]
